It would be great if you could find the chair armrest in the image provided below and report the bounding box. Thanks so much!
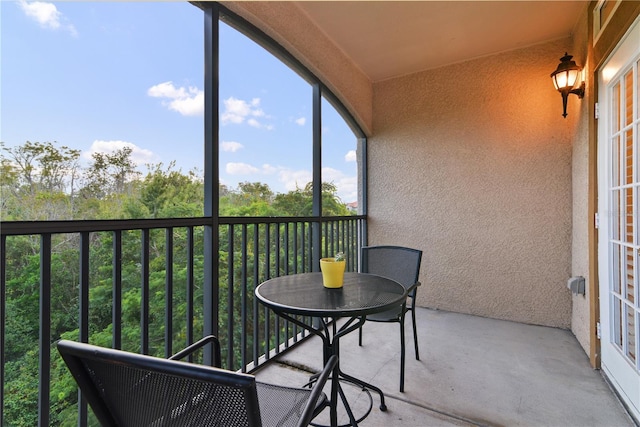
[406,280,421,296]
[169,335,222,368]
[297,355,338,427]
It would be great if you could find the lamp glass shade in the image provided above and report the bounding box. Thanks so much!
[552,69,580,91]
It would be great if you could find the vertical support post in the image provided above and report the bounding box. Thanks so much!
[203,3,221,365]
[358,136,368,248]
[312,83,322,270]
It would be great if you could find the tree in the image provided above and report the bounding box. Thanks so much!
[237,182,274,203]
[0,141,81,220]
[0,141,80,195]
[137,162,203,218]
[273,182,350,216]
[81,146,140,199]
[220,182,278,216]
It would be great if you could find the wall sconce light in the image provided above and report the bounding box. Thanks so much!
[550,52,585,118]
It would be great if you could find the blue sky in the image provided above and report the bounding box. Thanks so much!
[1,1,359,203]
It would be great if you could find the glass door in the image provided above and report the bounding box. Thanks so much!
[598,16,640,421]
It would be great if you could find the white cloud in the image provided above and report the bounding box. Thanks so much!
[19,0,59,28]
[322,167,357,202]
[167,92,203,116]
[226,162,280,176]
[221,141,243,152]
[295,117,306,126]
[220,98,246,124]
[147,81,204,116]
[19,0,78,36]
[221,97,272,129]
[262,164,277,175]
[321,167,344,184]
[148,81,184,99]
[226,162,260,175]
[345,150,357,162]
[278,169,312,192]
[84,140,158,167]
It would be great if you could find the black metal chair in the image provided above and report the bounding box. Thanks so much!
[57,336,336,427]
[359,245,423,392]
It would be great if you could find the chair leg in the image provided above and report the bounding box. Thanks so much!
[411,309,420,360]
[399,319,405,392]
[358,317,363,346]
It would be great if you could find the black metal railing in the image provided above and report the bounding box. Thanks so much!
[0,215,365,426]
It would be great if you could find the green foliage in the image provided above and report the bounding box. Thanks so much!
[272,181,351,216]
[2,140,356,425]
[0,140,81,195]
[1,141,81,221]
[138,162,203,218]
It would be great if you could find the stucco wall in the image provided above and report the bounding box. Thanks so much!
[369,40,575,328]
[569,5,591,358]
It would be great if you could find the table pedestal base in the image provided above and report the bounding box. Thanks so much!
[310,377,373,427]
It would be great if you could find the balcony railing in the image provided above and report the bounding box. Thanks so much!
[1,215,366,426]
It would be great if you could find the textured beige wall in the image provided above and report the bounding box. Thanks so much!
[370,39,576,328]
[222,1,373,135]
[568,6,591,357]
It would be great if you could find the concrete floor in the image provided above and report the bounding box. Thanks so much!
[254,308,635,427]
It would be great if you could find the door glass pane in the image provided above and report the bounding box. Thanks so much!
[612,135,621,187]
[612,243,621,293]
[625,246,635,302]
[624,188,634,243]
[626,70,634,127]
[614,297,623,347]
[626,131,634,185]
[613,82,621,132]
[627,304,637,362]
[626,245,636,303]
[612,189,621,241]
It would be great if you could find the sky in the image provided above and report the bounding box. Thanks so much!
[1,1,359,203]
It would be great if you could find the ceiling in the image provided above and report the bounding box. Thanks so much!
[293,1,588,82]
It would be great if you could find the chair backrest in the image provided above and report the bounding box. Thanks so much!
[360,245,422,295]
[57,340,262,427]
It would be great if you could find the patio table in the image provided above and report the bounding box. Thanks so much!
[255,272,406,427]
